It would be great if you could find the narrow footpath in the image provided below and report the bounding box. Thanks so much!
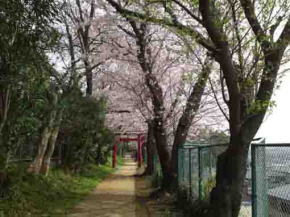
[68,159,152,217]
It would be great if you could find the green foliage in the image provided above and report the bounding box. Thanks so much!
[201,177,216,200]
[151,172,163,188]
[0,3,115,216]
[0,163,114,217]
[0,0,61,169]
[60,94,114,171]
[247,99,276,115]
[117,156,124,166]
[0,0,60,88]
[0,0,113,173]
[0,71,51,168]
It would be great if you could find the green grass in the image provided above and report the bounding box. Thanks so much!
[0,160,123,217]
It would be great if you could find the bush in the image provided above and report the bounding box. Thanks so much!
[59,94,114,172]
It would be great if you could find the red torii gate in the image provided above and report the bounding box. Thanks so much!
[112,134,145,168]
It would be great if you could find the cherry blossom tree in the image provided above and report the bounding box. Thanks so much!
[61,0,112,96]
[104,0,290,216]
[100,7,217,190]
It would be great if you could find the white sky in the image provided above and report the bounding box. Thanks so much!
[256,70,290,143]
[256,17,290,143]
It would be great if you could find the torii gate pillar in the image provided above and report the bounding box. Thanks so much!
[112,142,118,168]
[137,134,145,168]
[112,134,145,168]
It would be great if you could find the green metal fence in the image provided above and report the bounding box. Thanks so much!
[177,142,227,201]
[177,140,290,217]
[252,143,290,217]
[152,153,163,187]
[177,145,199,199]
[177,141,254,217]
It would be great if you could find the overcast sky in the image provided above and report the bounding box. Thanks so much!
[256,70,290,143]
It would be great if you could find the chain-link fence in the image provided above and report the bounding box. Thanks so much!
[252,143,290,217]
[177,141,254,217]
[177,142,227,201]
[177,140,290,217]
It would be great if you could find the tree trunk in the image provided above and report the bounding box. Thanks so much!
[96,143,102,165]
[74,0,95,96]
[27,126,53,174]
[144,120,156,175]
[85,60,93,96]
[171,62,211,176]
[119,19,176,191]
[28,93,58,174]
[209,51,285,217]
[209,135,249,217]
[39,126,59,175]
[0,86,11,135]
[153,116,175,191]
[40,109,63,176]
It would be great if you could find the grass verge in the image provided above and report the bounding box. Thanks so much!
[0,158,123,217]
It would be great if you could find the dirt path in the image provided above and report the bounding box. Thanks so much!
[67,159,151,217]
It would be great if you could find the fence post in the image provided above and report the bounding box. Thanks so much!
[198,147,202,200]
[251,144,257,217]
[189,149,192,198]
